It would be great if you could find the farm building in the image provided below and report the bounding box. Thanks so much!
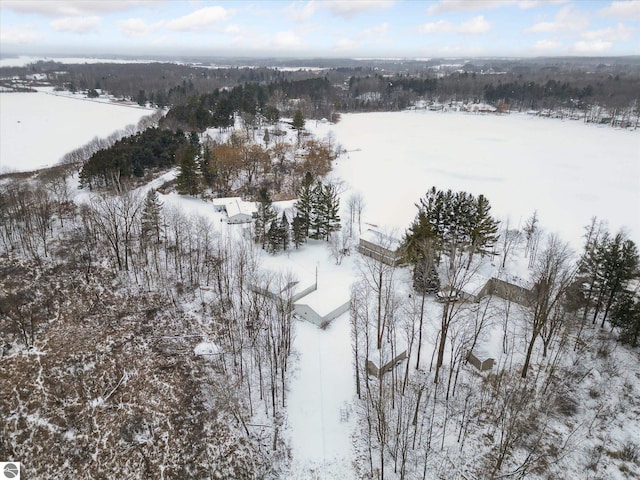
[358,229,403,266]
[213,197,257,224]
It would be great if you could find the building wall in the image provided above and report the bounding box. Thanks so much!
[358,239,402,266]
[488,278,531,306]
[227,213,253,224]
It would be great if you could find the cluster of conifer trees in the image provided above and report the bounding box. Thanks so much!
[404,186,500,277]
[79,128,190,189]
[254,174,341,254]
[577,220,640,346]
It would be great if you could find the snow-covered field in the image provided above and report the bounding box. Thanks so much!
[312,111,639,249]
[0,90,151,173]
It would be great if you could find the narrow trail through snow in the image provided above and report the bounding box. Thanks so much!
[286,314,356,479]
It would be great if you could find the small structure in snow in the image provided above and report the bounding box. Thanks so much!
[194,342,220,356]
[293,288,350,328]
[358,229,402,266]
[212,197,256,224]
[487,275,532,306]
[439,272,532,306]
[367,350,408,378]
[467,350,495,372]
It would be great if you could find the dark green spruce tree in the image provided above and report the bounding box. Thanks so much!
[295,172,315,238]
[254,188,277,249]
[610,288,640,346]
[280,212,290,251]
[321,182,341,241]
[175,143,201,196]
[292,214,305,249]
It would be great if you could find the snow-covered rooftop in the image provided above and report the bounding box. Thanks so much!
[212,196,257,217]
[360,229,401,251]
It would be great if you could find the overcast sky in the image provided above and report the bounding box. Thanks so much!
[1,0,638,58]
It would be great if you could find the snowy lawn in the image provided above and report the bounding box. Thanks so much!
[312,111,639,248]
[0,90,151,173]
[286,313,356,479]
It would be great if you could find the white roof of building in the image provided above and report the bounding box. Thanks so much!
[360,229,401,251]
[213,197,256,217]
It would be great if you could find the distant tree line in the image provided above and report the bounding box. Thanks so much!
[6,58,640,116]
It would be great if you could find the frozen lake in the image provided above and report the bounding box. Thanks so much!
[0,90,151,173]
[313,111,640,249]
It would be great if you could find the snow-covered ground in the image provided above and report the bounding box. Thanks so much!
[311,111,639,249]
[286,315,356,479]
[0,90,151,173]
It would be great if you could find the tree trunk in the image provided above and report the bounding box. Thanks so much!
[521,333,538,378]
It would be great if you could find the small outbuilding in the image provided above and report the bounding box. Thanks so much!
[358,229,403,266]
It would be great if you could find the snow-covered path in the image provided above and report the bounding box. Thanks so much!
[286,314,356,479]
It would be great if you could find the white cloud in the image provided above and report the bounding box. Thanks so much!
[324,0,395,19]
[271,30,304,49]
[517,0,568,9]
[1,0,146,17]
[0,24,43,44]
[532,38,561,51]
[419,20,454,34]
[359,22,390,38]
[284,1,318,22]
[427,0,566,14]
[223,24,244,35]
[581,23,634,41]
[119,18,163,37]
[333,38,359,51]
[418,16,490,34]
[572,40,613,53]
[285,0,394,20]
[166,6,234,31]
[525,5,588,33]
[458,15,491,34]
[427,0,507,15]
[599,0,640,21]
[50,16,101,34]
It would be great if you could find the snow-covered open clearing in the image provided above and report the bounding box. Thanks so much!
[0,90,151,173]
[312,111,639,248]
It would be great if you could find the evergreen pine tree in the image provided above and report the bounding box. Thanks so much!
[267,220,282,254]
[610,288,640,347]
[322,182,341,240]
[292,109,305,132]
[141,189,163,243]
[292,214,305,249]
[309,181,325,239]
[175,144,201,196]
[467,193,500,266]
[413,253,441,293]
[280,212,290,251]
[595,232,639,327]
[254,188,277,249]
[295,172,315,238]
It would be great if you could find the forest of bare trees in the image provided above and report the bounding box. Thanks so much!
[0,170,301,478]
